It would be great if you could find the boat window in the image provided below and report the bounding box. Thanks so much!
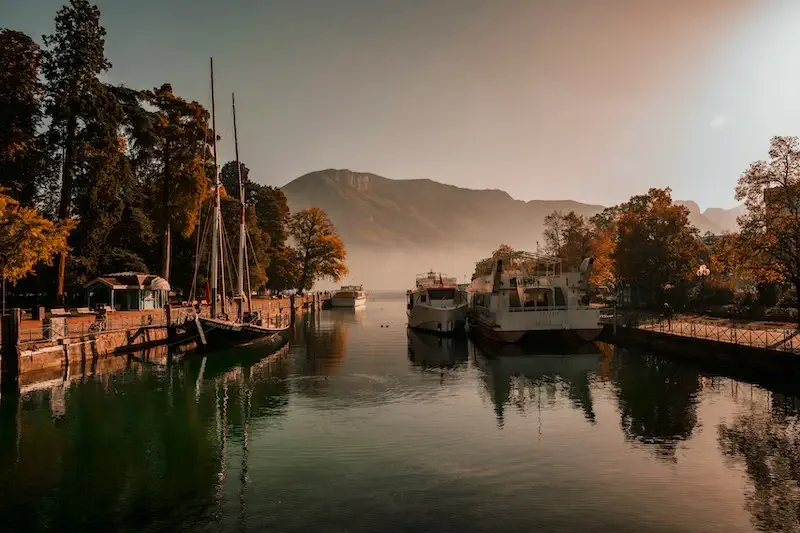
[554,288,566,307]
[421,294,427,303]
[428,289,455,300]
[524,288,551,308]
[474,294,487,307]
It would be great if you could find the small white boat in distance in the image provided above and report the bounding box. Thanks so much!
[407,272,468,334]
[331,285,367,308]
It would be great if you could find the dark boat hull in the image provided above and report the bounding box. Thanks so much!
[197,317,289,349]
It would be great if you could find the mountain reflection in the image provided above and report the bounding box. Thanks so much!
[611,348,700,463]
[718,392,800,533]
[471,339,601,428]
[0,345,291,533]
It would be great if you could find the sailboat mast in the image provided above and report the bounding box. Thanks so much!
[232,93,246,306]
[210,58,221,318]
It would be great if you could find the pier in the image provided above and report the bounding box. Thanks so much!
[0,294,328,393]
[602,311,800,377]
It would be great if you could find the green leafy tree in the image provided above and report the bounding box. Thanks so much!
[42,0,111,303]
[0,29,48,206]
[289,207,348,292]
[148,83,213,282]
[736,136,800,318]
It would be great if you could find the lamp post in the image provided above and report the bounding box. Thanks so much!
[696,264,710,310]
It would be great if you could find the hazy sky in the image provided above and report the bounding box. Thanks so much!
[5,0,800,209]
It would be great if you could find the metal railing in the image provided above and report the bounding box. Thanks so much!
[603,310,800,353]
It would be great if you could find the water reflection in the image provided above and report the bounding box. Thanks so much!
[471,338,601,428]
[0,343,291,533]
[612,348,700,463]
[718,391,800,533]
[407,329,468,369]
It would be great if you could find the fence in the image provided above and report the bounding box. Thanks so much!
[602,310,800,354]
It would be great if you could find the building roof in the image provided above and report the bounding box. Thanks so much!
[84,272,171,291]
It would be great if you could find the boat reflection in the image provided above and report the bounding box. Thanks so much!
[407,328,468,370]
[471,339,602,428]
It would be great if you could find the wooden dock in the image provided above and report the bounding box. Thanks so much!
[0,293,329,393]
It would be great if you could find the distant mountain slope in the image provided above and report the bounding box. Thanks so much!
[282,169,605,250]
[282,169,743,251]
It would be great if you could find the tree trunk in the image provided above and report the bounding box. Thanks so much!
[55,109,77,306]
[795,280,800,327]
[161,148,171,282]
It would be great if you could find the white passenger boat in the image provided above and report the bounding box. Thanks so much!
[331,285,367,308]
[406,271,468,334]
[469,251,601,344]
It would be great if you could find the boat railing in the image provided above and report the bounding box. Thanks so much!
[507,305,596,313]
[473,250,562,278]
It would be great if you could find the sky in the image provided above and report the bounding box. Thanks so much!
[4,0,800,210]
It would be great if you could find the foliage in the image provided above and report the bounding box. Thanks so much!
[735,136,800,318]
[0,189,74,283]
[543,211,593,270]
[588,208,617,289]
[147,82,213,280]
[471,244,525,280]
[42,0,111,299]
[613,188,705,305]
[0,29,47,205]
[289,207,348,292]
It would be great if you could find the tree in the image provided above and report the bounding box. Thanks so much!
[472,244,522,280]
[42,0,111,303]
[736,136,800,319]
[613,188,704,306]
[543,210,593,270]
[0,189,73,283]
[0,30,47,206]
[588,208,618,289]
[148,83,213,282]
[289,207,348,292]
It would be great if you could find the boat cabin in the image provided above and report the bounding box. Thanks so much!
[84,272,170,311]
[407,272,463,309]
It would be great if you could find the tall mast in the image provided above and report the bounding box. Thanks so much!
[210,58,221,318]
[232,93,246,317]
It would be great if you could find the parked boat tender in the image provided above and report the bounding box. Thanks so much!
[469,251,601,344]
[407,272,468,334]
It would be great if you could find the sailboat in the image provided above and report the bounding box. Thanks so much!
[194,58,290,348]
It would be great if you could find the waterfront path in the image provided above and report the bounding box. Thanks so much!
[602,312,800,353]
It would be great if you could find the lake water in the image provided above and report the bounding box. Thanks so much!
[2,292,800,533]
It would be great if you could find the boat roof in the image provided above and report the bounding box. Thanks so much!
[473,250,561,278]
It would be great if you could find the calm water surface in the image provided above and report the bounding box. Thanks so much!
[2,292,800,532]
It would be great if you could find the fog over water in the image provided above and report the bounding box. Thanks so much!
[317,246,499,290]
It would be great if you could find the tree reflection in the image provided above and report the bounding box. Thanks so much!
[472,340,601,428]
[718,398,800,533]
[612,349,700,463]
[0,346,291,533]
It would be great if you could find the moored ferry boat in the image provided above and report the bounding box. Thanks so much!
[469,250,601,344]
[331,285,367,308]
[406,271,468,334]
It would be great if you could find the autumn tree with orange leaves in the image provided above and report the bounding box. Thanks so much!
[736,136,800,318]
[289,207,348,293]
[612,188,705,306]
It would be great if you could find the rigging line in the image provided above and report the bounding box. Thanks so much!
[244,234,253,311]
[222,218,238,288]
[190,200,214,302]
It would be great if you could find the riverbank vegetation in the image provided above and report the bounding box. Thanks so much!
[0,1,347,306]
[536,136,800,322]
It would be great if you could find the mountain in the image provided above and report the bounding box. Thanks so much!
[282,169,605,250]
[280,169,744,289]
[282,169,743,250]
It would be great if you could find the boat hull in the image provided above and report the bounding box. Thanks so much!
[197,317,289,348]
[407,304,468,334]
[331,297,366,308]
[469,315,602,346]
